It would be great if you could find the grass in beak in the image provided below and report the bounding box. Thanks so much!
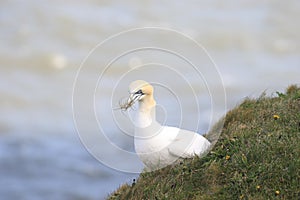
[118,96,136,111]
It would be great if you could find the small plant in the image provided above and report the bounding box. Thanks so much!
[276,91,286,98]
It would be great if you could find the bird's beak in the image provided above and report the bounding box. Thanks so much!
[118,90,145,111]
[128,93,142,105]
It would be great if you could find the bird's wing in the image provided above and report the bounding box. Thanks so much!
[165,127,211,158]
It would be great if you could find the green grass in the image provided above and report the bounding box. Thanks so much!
[108,85,300,200]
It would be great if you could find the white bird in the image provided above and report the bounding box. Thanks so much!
[124,80,211,170]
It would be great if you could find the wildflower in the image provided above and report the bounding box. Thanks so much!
[275,190,280,195]
[225,155,230,160]
[273,114,280,120]
[239,194,244,199]
[256,185,260,189]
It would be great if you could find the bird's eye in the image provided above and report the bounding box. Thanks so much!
[135,89,143,95]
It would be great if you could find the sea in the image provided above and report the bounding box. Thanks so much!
[0,0,299,199]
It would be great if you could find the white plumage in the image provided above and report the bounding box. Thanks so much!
[126,80,211,170]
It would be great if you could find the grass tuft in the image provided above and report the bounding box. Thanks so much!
[108,85,300,200]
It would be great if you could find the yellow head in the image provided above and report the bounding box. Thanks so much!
[124,80,156,110]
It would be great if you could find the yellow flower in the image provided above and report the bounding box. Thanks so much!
[275,190,280,195]
[273,114,280,120]
[256,185,260,189]
[225,155,230,160]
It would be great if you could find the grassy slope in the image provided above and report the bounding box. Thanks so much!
[108,85,300,200]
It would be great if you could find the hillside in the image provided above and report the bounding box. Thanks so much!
[108,85,300,200]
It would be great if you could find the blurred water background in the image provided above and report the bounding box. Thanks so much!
[0,0,299,199]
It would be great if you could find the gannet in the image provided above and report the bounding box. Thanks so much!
[123,80,211,170]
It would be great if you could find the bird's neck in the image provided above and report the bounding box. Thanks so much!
[134,97,157,128]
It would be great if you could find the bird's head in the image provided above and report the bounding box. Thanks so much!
[119,80,155,111]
